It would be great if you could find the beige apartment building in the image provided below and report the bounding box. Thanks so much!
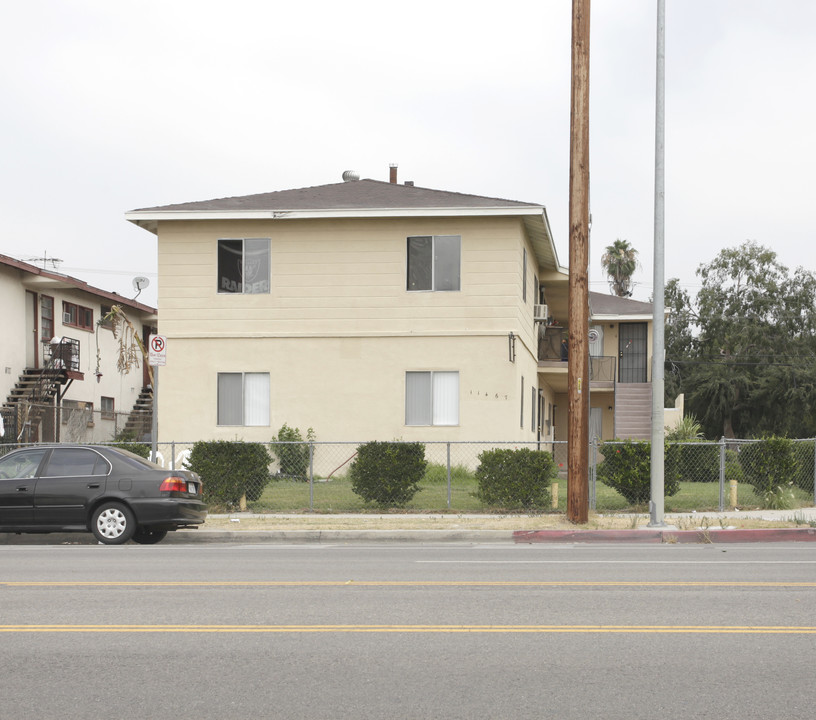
[126,171,656,447]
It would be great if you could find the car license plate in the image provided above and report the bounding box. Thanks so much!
[188,483,197,495]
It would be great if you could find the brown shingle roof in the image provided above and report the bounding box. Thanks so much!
[130,179,542,213]
[589,291,653,317]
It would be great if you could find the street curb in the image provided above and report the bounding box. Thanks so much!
[513,527,816,544]
[4,527,816,545]
[0,530,514,545]
[164,529,514,544]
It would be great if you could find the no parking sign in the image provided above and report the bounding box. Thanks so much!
[148,334,167,366]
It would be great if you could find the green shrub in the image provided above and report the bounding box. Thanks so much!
[738,437,798,507]
[109,430,151,459]
[791,441,815,494]
[187,440,272,509]
[675,441,720,483]
[724,449,744,482]
[109,442,151,459]
[665,415,703,441]
[271,423,315,480]
[597,440,680,506]
[475,448,557,510]
[349,441,426,507]
[760,483,797,510]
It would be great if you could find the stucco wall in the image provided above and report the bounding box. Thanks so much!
[0,265,29,402]
[157,334,546,444]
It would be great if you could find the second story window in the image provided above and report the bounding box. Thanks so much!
[218,238,271,294]
[99,304,114,330]
[63,302,93,331]
[407,235,461,292]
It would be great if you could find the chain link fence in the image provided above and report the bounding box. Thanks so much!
[138,438,814,514]
[0,402,151,445]
[2,436,814,514]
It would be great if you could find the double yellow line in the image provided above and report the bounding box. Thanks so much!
[3,580,816,587]
[2,624,815,634]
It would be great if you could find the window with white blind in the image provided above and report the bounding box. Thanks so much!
[405,371,459,426]
[217,372,270,426]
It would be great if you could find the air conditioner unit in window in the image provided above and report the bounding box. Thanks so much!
[534,304,549,322]
[63,312,72,324]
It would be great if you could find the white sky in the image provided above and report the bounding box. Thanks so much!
[2,0,814,309]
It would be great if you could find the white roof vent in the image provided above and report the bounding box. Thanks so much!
[342,170,360,182]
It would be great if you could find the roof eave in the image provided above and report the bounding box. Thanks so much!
[125,205,548,233]
[591,313,654,322]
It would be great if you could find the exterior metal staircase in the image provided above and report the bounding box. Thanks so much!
[2,338,82,442]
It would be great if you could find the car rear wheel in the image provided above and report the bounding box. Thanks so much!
[91,502,136,544]
[132,527,168,545]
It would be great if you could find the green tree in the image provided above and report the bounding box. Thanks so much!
[666,241,816,438]
[663,277,695,405]
[601,239,639,297]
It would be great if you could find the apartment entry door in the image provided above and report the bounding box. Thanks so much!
[618,322,648,383]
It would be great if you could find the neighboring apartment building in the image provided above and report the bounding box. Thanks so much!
[0,254,157,443]
[125,170,656,449]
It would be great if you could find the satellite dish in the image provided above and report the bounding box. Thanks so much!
[133,276,150,292]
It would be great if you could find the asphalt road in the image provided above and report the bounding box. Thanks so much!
[2,542,815,719]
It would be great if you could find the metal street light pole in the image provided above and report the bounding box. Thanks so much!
[649,0,667,527]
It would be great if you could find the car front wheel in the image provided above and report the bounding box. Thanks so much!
[91,502,136,544]
[132,527,168,545]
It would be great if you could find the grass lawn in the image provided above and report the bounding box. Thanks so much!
[243,471,813,515]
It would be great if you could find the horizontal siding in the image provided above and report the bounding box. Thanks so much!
[157,216,537,338]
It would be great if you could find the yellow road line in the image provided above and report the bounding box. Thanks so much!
[2,580,816,588]
[1,624,815,634]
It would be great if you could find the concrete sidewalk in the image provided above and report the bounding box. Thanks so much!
[3,508,815,545]
[179,508,816,545]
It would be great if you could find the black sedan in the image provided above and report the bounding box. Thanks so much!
[0,445,207,544]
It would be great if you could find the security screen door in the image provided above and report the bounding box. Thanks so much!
[618,322,647,383]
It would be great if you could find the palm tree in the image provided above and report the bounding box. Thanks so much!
[601,239,639,297]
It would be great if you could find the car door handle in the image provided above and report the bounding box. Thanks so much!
[87,483,101,489]
[16,486,29,492]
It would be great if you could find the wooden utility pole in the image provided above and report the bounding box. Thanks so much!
[567,0,591,524]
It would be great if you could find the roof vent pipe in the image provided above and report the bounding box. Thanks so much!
[389,164,398,184]
[342,170,360,182]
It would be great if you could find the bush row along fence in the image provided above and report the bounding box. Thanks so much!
[3,437,814,514]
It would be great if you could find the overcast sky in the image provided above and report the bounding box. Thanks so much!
[3,0,814,309]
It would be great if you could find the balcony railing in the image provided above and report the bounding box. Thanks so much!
[537,326,616,383]
[42,336,81,373]
[538,325,568,361]
[589,356,616,383]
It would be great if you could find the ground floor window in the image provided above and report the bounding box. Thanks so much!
[101,396,115,420]
[217,372,270,426]
[405,371,459,426]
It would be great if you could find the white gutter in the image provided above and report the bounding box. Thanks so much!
[125,205,546,224]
